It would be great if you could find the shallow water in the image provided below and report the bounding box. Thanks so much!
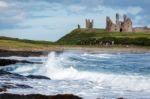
[0,51,150,99]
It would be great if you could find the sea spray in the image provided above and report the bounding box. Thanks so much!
[39,52,150,92]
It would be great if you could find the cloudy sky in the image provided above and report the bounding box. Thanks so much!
[0,0,149,41]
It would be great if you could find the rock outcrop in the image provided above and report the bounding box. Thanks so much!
[27,75,51,80]
[0,94,82,99]
[0,49,45,57]
[0,59,42,66]
[0,88,7,92]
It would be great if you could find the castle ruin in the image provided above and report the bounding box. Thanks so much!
[106,13,133,32]
[78,13,150,33]
[85,19,94,29]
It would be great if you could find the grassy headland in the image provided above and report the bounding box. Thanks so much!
[57,28,150,46]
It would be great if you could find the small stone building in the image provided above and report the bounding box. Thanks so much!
[106,13,133,32]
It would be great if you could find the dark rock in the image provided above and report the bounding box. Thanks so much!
[27,75,50,80]
[0,59,42,66]
[1,83,32,89]
[0,49,47,57]
[118,97,124,99]
[0,59,18,66]
[0,93,82,99]
[0,70,51,80]
[0,70,27,80]
[0,88,7,92]
[0,70,12,75]
[15,84,32,89]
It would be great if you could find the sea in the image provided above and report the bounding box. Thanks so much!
[0,50,150,99]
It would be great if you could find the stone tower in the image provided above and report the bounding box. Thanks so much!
[106,16,115,32]
[122,15,132,32]
[86,19,94,29]
[116,13,119,24]
[124,15,128,21]
[115,13,120,32]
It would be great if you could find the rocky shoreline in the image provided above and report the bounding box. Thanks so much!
[0,59,42,66]
[0,70,51,93]
[0,49,47,57]
[0,70,82,99]
[0,94,82,99]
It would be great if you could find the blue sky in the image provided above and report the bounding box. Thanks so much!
[0,0,149,41]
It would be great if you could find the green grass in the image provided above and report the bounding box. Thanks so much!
[0,36,56,49]
[57,28,150,46]
[0,36,54,45]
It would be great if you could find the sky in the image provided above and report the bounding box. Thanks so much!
[0,0,149,41]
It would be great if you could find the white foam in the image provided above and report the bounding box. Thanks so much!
[41,52,150,92]
[82,53,114,59]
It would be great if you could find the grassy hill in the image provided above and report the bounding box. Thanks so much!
[57,28,150,46]
[0,36,55,49]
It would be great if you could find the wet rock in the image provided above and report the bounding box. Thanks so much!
[27,75,51,80]
[0,59,42,66]
[0,70,27,80]
[0,93,82,99]
[0,88,7,92]
[0,59,19,66]
[1,83,32,89]
[0,49,46,57]
[15,84,32,89]
[0,70,50,80]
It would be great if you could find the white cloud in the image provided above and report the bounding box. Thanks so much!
[0,1,8,8]
[94,5,143,19]
[13,12,26,20]
[68,5,86,14]
[79,0,103,7]
[126,7,143,15]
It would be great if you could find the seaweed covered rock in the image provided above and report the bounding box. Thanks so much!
[0,88,7,92]
[0,59,42,66]
[27,75,51,80]
[0,94,82,99]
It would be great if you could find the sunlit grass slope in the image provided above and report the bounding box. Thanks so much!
[57,28,150,46]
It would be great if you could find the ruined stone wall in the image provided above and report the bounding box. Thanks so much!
[122,18,133,32]
[133,27,150,33]
[106,17,112,31]
[106,16,117,32]
[109,24,116,32]
[106,13,133,33]
[115,23,121,32]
